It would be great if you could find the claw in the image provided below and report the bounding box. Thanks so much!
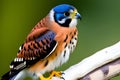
[50,71,62,78]
[60,77,65,80]
[61,71,65,75]
[60,72,65,80]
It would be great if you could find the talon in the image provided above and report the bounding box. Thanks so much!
[60,77,65,80]
[61,71,65,75]
[50,71,63,78]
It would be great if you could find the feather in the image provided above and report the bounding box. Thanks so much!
[9,30,57,73]
[1,70,20,80]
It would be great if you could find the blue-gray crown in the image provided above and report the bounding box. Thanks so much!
[53,4,75,13]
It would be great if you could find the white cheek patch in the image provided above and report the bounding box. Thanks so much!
[69,19,77,27]
[58,18,66,24]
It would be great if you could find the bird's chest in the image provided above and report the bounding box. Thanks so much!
[40,34,78,74]
[40,29,78,74]
[53,34,78,68]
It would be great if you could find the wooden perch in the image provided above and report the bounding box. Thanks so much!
[80,58,120,80]
[52,41,120,80]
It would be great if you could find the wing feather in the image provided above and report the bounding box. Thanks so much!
[10,28,57,71]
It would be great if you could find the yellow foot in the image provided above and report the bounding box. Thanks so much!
[49,71,64,79]
[39,71,64,80]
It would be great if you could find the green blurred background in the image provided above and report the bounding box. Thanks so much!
[0,0,120,80]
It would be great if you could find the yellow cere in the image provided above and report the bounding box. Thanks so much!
[70,9,78,19]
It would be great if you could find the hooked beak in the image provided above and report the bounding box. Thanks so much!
[76,13,82,20]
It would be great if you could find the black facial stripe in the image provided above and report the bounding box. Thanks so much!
[54,12,57,23]
[60,19,71,27]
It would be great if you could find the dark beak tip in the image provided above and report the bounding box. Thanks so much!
[76,13,82,20]
[79,16,82,20]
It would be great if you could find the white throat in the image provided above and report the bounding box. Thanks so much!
[69,19,77,27]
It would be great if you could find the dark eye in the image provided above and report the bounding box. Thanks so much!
[64,12,70,16]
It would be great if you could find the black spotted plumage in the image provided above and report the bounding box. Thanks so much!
[15,30,57,66]
[64,35,68,42]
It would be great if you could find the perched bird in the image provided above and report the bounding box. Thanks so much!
[2,4,81,80]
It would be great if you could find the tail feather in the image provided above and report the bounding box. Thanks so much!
[1,70,19,80]
[1,71,10,80]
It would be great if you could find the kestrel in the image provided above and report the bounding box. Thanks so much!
[2,4,81,80]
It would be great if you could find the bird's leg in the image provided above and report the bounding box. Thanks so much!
[39,71,64,80]
[49,71,64,79]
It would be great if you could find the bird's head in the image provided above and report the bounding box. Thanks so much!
[49,4,82,27]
